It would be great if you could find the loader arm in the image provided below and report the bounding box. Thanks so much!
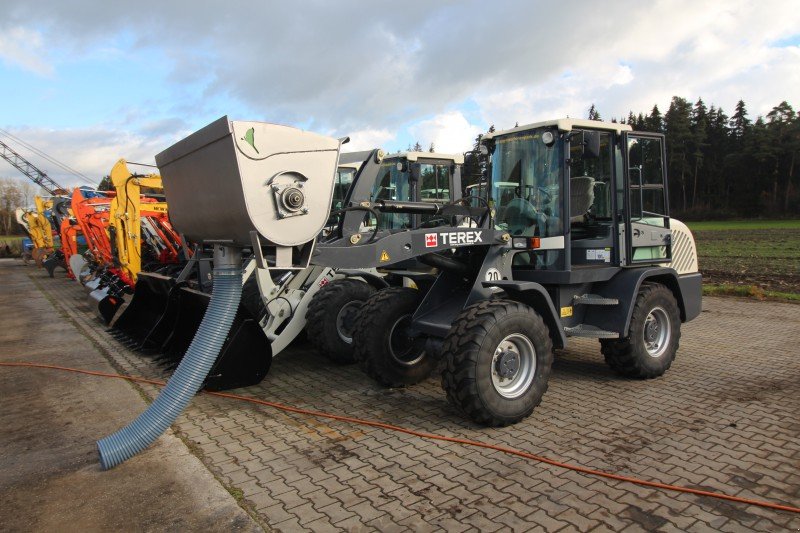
[109,159,181,283]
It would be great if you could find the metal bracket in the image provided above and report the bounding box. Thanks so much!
[249,230,267,270]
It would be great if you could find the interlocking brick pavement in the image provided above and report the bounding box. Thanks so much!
[28,271,800,532]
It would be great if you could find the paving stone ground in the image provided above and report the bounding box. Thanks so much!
[0,260,261,532]
[5,259,800,532]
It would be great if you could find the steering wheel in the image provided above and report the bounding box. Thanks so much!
[502,197,539,236]
[536,186,552,204]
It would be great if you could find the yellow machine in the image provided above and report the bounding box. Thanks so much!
[18,196,58,266]
[33,196,55,249]
[108,159,175,284]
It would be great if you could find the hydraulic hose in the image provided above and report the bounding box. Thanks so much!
[96,245,243,469]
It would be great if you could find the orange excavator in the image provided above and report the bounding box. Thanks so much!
[73,160,185,323]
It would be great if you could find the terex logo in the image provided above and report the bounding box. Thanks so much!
[425,231,483,248]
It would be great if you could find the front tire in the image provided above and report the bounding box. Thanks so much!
[601,282,681,378]
[441,300,553,427]
[305,278,376,364]
[352,287,435,387]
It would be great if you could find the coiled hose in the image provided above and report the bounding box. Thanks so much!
[97,246,242,470]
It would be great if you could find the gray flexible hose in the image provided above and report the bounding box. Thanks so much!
[97,246,242,470]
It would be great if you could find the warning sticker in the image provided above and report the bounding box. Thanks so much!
[587,249,611,262]
[560,306,573,318]
[379,250,391,262]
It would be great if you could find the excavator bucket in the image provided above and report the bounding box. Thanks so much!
[88,285,125,325]
[43,250,66,278]
[158,286,271,391]
[110,272,176,348]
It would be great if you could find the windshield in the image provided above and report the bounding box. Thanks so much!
[371,161,412,229]
[489,128,562,237]
[332,167,356,211]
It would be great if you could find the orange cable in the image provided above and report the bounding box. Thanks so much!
[1,360,798,515]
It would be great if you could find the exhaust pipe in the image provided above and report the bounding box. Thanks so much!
[96,245,242,469]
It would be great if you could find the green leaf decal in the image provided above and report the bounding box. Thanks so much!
[242,127,259,154]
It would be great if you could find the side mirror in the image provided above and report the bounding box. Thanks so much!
[581,131,600,159]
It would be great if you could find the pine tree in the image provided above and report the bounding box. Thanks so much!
[730,99,751,142]
[412,141,423,152]
[689,98,709,209]
[664,97,693,212]
[428,142,435,153]
[707,105,732,210]
[587,104,602,121]
[645,105,663,133]
[766,101,798,211]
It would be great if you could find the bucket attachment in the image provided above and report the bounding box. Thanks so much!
[89,285,126,325]
[85,276,102,292]
[159,286,271,391]
[69,255,87,282]
[110,272,177,349]
[43,250,66,278]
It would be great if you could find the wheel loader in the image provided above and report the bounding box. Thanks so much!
[110,145,465,390]
[133,116,701,428]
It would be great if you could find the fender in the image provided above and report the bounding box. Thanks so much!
[585,267,702,337]
[336,269,390,290]
[481,280,567,349]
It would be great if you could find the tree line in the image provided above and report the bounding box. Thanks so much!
[0,178,36,235]
[603,98,798,218]
[468,99,799,219]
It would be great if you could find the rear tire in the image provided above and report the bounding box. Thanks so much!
[601,282,681,379]
[441,300,553,427]
[353,287,435,387]
[305,278,376,364]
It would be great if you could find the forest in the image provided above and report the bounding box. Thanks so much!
[598,98,798,219]
[462,98,799,220]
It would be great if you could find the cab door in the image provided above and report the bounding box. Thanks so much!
[622,132,672,265]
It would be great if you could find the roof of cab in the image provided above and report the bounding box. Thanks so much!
[383,151,465,165]
[482,118,632,140]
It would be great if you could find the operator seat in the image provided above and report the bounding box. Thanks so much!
[502,197,540,236]
[570,176,595,223]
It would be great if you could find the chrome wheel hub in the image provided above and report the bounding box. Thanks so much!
[643,306,670,358]
[491,334,536,399]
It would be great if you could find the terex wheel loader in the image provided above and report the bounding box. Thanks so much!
[150,117,702,427]
[306,149,467,366]
[110,145,464,390]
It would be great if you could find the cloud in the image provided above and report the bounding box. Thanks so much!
[408,111,483,153]
[0,0,798,163]
[0,125,176,188]
[341,128,396,152]
[0,26,53,76]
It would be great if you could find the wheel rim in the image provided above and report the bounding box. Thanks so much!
[388,314,425,366]
[491,333,536,399]
[335,301,361,344]
[643,306,671,358]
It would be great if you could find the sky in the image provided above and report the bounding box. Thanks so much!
[1,0,799,188]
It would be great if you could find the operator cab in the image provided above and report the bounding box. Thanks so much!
[365,151,463,231]
[481,119,671,278]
